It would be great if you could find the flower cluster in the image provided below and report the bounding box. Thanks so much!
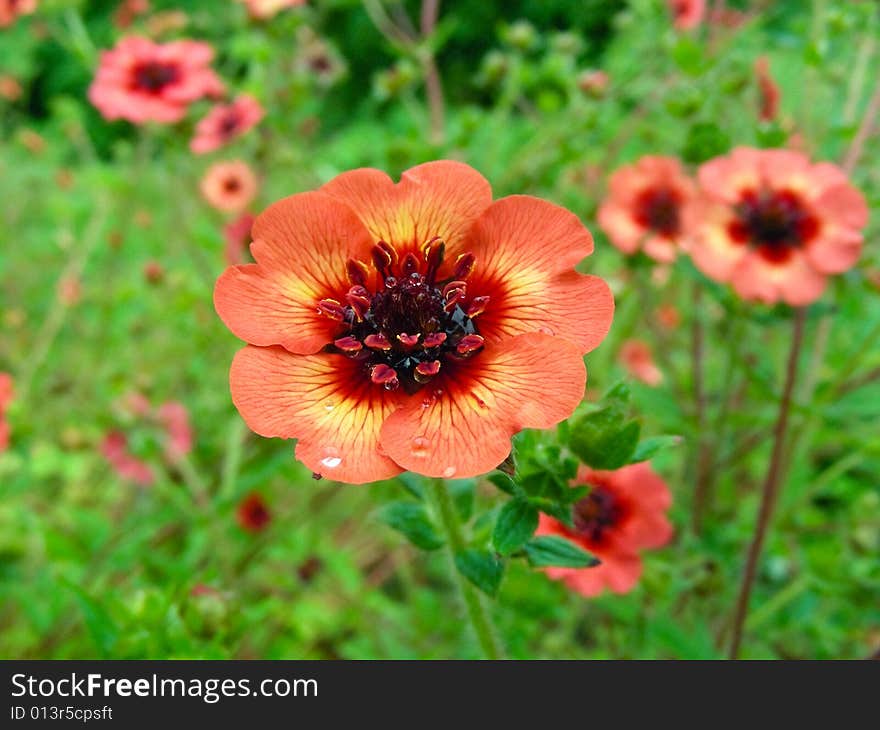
[599,147,868,306]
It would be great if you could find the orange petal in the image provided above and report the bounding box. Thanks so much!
[214,192,376,354]
[466,195,613,354]
[320,160,493,258]
[230,345,403,484]
[379,332,586,479]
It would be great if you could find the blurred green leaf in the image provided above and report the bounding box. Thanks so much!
[492,498,539,555]
[568,407,641,469]
[455,549,505,597]
[380,502,444,551]
[523,536,598,569]
[630,435,681,463]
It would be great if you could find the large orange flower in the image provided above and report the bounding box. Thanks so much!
[597,156,695,263]
[537,462,673,597]
[0,0,36,28]
[686,147,868,306]
[214,161,614,483]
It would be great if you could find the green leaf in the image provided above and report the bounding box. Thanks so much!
[568,408,641,469]
[380,502,444,551]
[455,549,505,597]
[682,122,731,165]
[602,380,631,406]
[60,578,118,656]
[487,472,518,496]
[523,535,599,569]
[448,479,476,522]
[397,473,425,500]
[671,36,706,76]
[630,435,681,463]
[492,499,539,555]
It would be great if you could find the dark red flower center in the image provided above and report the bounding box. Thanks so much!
[572,487,624,543]
[132,61,180,93]
[223,176,241,193]
[317,239,489,394]
[633,187,681,237]
[728,188,819,263]
[219,110,241,137]
[238,494,270,532]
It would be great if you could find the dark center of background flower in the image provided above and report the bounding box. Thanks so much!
[219,110,241,136]
[728,188,820,263]
[634,187,681,237]
[318,239,490,395]
[223,176,241,193]
[132,61,180,93]
[572,487,624,543]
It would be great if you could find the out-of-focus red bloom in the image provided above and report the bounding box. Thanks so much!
[619,339,663,386]
[123,391,153,418]
[656,303,680,331]
[223,212,255,265]
[577,70,609,97]
[536,463,673,597]
[100,431,155,487]
[88,36,224,124]
[158,401,193,461]
[708,4,746,29]
[0,0,36,27]
[685,147,868,306]
[237,0,305,20]
[0,74,22,100]
[57,275,81,306]
[667,0,704,30]
[214,161,614,483]
[200,161,258,213]
[143,260,164,283]
[0,372,13,452]
[190,95,264,154]
[236,492,271,532]
[598,156,695,263]
[755,56,780,123]
[114,0,150,29]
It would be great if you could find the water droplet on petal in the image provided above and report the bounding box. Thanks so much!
[442,466,457,478]
[324,402,335,412]
[410,436,430,458]
[538,325,555,336]
[320,447,342,469]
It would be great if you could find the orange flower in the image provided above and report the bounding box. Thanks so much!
[536,463,673,597]
[100,431,155,487]
[88,36,224,124]
[686,147,869,306]
[0,0,36,27]
[598,156,695,263]
[755,56,780,123]
[200,161,258,213]
[0,74,22,101]
[667,0,704,30]
[237,0,305,20]
[656,303,680,331]
[190,95,264,154]
[113,0,150,29]
[0,372,12,452]
[214,161,614,483]
[619,339,663,386]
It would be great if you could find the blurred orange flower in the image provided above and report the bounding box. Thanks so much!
[536,462,673,597]
[667,0,704,30]
[656,303,680,331]
[214,161,614,483]
[200,161,258,213]
[598,156,695,263]
[223,212,255,265]
[0,74,22,101]
[0,372,13,452]
[88,36,224,124]
[755,56,780,123]
[113,0,150,29]
[619,339,663,386]
[685,147,868,306]
[0,0,36,28]
[100,431,155,487]
[158,401,193,461]
[190,94,264,154]
[237,0,305,20]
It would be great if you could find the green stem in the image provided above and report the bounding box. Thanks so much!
[430,479,502,660]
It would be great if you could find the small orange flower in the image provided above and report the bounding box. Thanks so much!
[536,463,673,597]
[190,95,264,154]
[755,56,780,123]
[598,156,695,263]
[237,492,271,532]
[577,70,609,97]
[685,147,869,306]
[667,0,704,30]
[114,0,150,29]
[0,0,36,28]
[237,0,305,20]
[656,303,680,331]
[214,161,614,483]
[88,36,224,124]
[200,161,258,213]
[0,74,22,101]
[100,431,155,487]
[57,275,82,306]
[158,401,193,461]
[0,372,13,452]
[619,339,663,386]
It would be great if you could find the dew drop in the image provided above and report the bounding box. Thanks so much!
[442,466,457,478]
[537,325,555,336]
[410,436,430,457]
[320,447,342,469]
[324,402,335,412]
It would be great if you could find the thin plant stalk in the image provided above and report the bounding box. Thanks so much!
[728,307,807,659]
[430,479,502,660]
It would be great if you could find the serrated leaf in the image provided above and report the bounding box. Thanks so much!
[523,535,599,569]
[380,502,444,550]
[630,435,681,463]
[492,499,539,554]
[455,549,504,597]
[568,408,641,469]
